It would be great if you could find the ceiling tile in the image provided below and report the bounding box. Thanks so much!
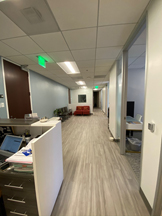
[95,59,114,67]
[96,47,122,59]
[0,11,26,40]
[6,56,36,65]
[97,24,135,47]
[51,70,68,77]
[47,0,98,30]
[131,56,145,66]
[0,41,21,57]
[48,51,74,62]
[128,45,146,58]
[31,32,69,52]
[95,67,109,72]
[80,68,95,73]
[26,53,54,63]
[128,64,145,69]
[46,63,61,71]
[63,28,96,50]
[134,29,146,45]
[95,71,108,76]
[28,64,47,72]
[76,60,95,68]
[72,49,95,61]
[2,36,43,54]
[128,57,137,65]
[99,0,150,26]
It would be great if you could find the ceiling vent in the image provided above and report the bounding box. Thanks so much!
[21,7,44,24]
[94,75,106,79]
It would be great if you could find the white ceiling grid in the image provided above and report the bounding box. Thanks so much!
[0,0,150,89]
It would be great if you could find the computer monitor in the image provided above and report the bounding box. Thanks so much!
[0,135,23,153]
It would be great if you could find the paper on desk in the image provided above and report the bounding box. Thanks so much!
[6,148,33,164]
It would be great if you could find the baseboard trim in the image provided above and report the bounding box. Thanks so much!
[139,187,152,214]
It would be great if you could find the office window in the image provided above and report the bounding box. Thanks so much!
[78,95,86,103]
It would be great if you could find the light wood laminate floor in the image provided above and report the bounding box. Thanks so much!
[51,109,149,216]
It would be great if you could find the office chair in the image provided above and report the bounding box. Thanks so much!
[135,114,142,122]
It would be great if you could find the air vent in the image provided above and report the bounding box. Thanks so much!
[94,75,106,79]
[21,7,44,24]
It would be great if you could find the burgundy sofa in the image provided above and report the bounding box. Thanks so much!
[74,106,90,115]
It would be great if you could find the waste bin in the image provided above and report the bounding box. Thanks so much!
[127,137,141,151]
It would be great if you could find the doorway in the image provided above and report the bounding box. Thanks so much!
[124,27,146,181]
[93,91,99,108]
[3,60,32,118]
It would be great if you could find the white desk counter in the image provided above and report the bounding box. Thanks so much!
[126,116,143,131]
[0,118,63,216]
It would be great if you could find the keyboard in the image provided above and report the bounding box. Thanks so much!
[0,154,7,163]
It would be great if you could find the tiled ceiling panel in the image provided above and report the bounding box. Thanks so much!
[0,42,21,57]
[0,0,60,35]
[2,36,43,54]
[31,32,69,52]
[96,47,122,59]
[95,59,114,67]
[46,63,62,71]
[76,60,95,68]
[72,49,95,61]
[99,0,150,26]
[97,24,135,47]
[128,45,146,58]
[134,29,146,45]
[63,28,97,50]
[48,51,74,62]
[0,11,26,40]
[7,56,36,65]
[28,64,47,71]
[47,0,98,30]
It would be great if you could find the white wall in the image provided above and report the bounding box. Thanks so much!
[70,88,93,113]
[140,0,162,208]
[109,63,118,139]
[127,68,145,119]
[99,90,101,108]
[101,86,106,113]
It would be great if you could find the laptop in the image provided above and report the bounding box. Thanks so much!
[0,135,23,164]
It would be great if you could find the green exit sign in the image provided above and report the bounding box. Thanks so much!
[38,56,46,68]
[95,86,99,89]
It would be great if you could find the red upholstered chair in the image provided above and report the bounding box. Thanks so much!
[82,106,90,115]
[74,106,83,115]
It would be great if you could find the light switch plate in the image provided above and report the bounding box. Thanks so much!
[148,123,155,133]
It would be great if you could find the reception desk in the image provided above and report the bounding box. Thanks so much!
[0,118,63,216]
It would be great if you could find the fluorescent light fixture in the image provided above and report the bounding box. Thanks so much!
[76,81,86,85]
[0,0,5,2]
[79,86,87,89]
[57,61,80,74]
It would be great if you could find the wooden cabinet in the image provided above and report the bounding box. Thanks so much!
[0,167,38,216]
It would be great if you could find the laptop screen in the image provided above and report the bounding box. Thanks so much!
[0,135,23,153]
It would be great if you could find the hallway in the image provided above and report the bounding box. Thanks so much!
[51,109,149,216]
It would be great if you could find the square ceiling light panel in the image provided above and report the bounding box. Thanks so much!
[0,0,60,35]
[76,81,86,85]
[57,61,80,74]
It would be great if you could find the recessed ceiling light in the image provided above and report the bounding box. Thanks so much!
[79,86,87,89]
[57,61,80,74]
[0,0,5,2]
[76,81,86,85]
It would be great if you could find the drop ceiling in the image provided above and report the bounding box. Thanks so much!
[0,0,150,89]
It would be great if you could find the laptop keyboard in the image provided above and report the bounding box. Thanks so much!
[0,155,7,163]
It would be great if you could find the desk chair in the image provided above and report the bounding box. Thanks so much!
[135,114,142,122]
